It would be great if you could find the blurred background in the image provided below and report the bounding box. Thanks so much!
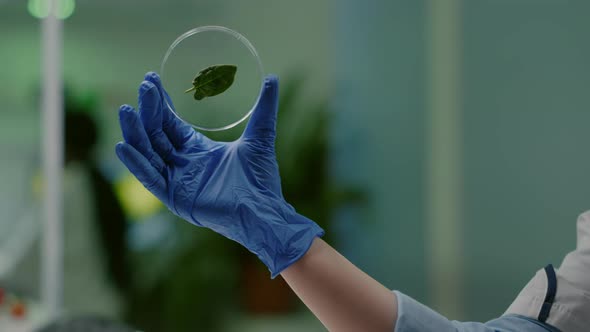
[1,0,590,331]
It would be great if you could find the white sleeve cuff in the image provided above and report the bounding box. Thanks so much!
[393,290,457,332]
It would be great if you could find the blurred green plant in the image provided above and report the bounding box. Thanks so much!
[127,223,240,332]
[275,73,365,240]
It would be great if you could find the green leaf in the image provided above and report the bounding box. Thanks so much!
[184,64,237,100]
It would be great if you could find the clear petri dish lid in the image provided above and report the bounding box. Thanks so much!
[160,26,264,131]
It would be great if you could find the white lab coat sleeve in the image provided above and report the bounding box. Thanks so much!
[393,291,556,332]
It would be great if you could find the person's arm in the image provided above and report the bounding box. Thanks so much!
[281,238,397,332]
[282,238,558,332]
[116,73,556,332]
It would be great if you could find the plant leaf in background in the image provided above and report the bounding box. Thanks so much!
[274,70,366,243]
[184,64,237,101]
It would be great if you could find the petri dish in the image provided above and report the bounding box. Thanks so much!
[160,26,264,131]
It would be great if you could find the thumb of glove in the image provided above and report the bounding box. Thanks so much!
[242,75,279,141]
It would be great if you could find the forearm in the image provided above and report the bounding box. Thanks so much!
[281,238,397,332]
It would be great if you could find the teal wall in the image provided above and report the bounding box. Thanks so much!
[332,0,428,302]
[334,0,590,322]
[462,0,590,321]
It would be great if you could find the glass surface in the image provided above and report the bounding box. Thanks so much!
[160,26,264,131]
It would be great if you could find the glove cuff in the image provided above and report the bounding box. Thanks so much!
[252,209,324,278]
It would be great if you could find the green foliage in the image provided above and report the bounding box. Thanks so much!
[184,64,237,101]
[127,222,241,332]
[280,74,364,238]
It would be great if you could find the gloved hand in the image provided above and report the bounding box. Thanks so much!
[116,72,324,277]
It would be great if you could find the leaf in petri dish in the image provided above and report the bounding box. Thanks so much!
[184,64,238,101]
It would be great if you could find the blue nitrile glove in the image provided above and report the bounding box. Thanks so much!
[116,72,324,277]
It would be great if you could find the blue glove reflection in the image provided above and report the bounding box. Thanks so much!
[116,72,323,277]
